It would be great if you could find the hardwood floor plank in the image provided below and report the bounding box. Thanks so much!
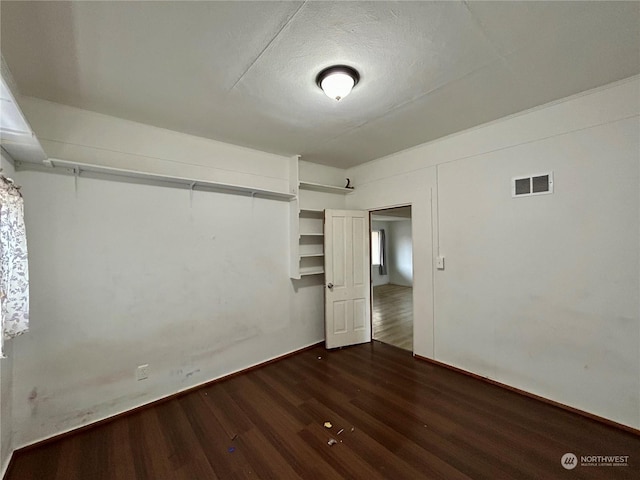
[132,407,181,480]
[221,376,345,479]
[155,400,219,479]
[372,284,413,351]
[52,435,82,480]
[178,393,245,479]
[8,442,62,480]
[299,396,443,480]
[296,371,489,480]
[340,343,637,469]
[107,417,138,480]
[7,341,639,479]
[196,386,254,441]
[71,426,110,480]
[297,425,388,480]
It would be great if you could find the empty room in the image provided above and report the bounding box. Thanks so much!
[0,1,639,479]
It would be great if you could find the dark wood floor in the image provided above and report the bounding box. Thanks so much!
[372,284,413,351]
[8,341,640,479]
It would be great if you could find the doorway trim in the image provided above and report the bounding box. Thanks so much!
[369,204,414,353]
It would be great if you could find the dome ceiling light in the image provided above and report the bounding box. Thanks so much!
[316,65,360,101]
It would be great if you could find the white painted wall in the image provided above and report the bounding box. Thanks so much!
[371,220,390,286]
[299,160,348,189]
[388,220,413,287]
[11,170,324,447]
[0,341,12,478]
[18,97,291,195]
[6,103,328,449]
[0,150,16,476]
[347,76,640,429]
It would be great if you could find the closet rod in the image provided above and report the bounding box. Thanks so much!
[15,159,296,202]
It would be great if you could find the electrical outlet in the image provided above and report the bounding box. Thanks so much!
[136,364,149,381]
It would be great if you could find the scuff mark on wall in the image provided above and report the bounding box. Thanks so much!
[188,324,262,362]
[27,388,38,417]
[27,388,37,402]
[53,392,149,431]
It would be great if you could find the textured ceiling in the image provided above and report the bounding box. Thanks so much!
[1,1,639,168]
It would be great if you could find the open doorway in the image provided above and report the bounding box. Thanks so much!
[370,206,413,352]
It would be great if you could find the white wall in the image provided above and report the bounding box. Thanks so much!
[299,160,348,188]
[12,171,323,447]
[0,341,12,479]
[347,76,640,429]
[8,102,327,448]
[0,150,16,476]
[18,97,292,195]
[388,220,413,287]
[371,220,390,286]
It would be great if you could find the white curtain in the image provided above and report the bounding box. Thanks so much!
[0,175,29,357]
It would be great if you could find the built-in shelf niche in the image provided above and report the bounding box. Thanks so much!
[289,157,353,279]
[299,232,324,257]
[299,209,324,236]
[299,255,324,276]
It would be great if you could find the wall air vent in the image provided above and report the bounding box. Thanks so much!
[512,172,553,198]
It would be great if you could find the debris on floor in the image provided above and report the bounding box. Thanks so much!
[327,438,338,446]
[323,421,332,429]
[337,428,344,435]
[228,447,236,453]
[317,356,322,360]
[350,427,355,432]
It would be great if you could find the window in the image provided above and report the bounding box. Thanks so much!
[371,230,381,266]
[371,230,385,268]
[372,228,387,275]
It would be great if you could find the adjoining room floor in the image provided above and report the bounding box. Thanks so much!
[8,341,640,480]
[372,284,413,351]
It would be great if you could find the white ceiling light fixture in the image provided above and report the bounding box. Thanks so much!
[316,65,360,101]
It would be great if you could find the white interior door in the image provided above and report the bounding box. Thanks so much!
[324,209,371,349]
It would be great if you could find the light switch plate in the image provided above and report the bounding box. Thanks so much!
[436,256,445,270]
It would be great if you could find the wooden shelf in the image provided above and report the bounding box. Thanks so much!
[300,266,324,276]
[299,208,324,216]
[299,181,354,194]
[291,158,347,279]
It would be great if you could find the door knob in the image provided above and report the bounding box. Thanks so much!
[327,283,334,290]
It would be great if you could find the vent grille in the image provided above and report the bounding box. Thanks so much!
[512,172,553,198]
